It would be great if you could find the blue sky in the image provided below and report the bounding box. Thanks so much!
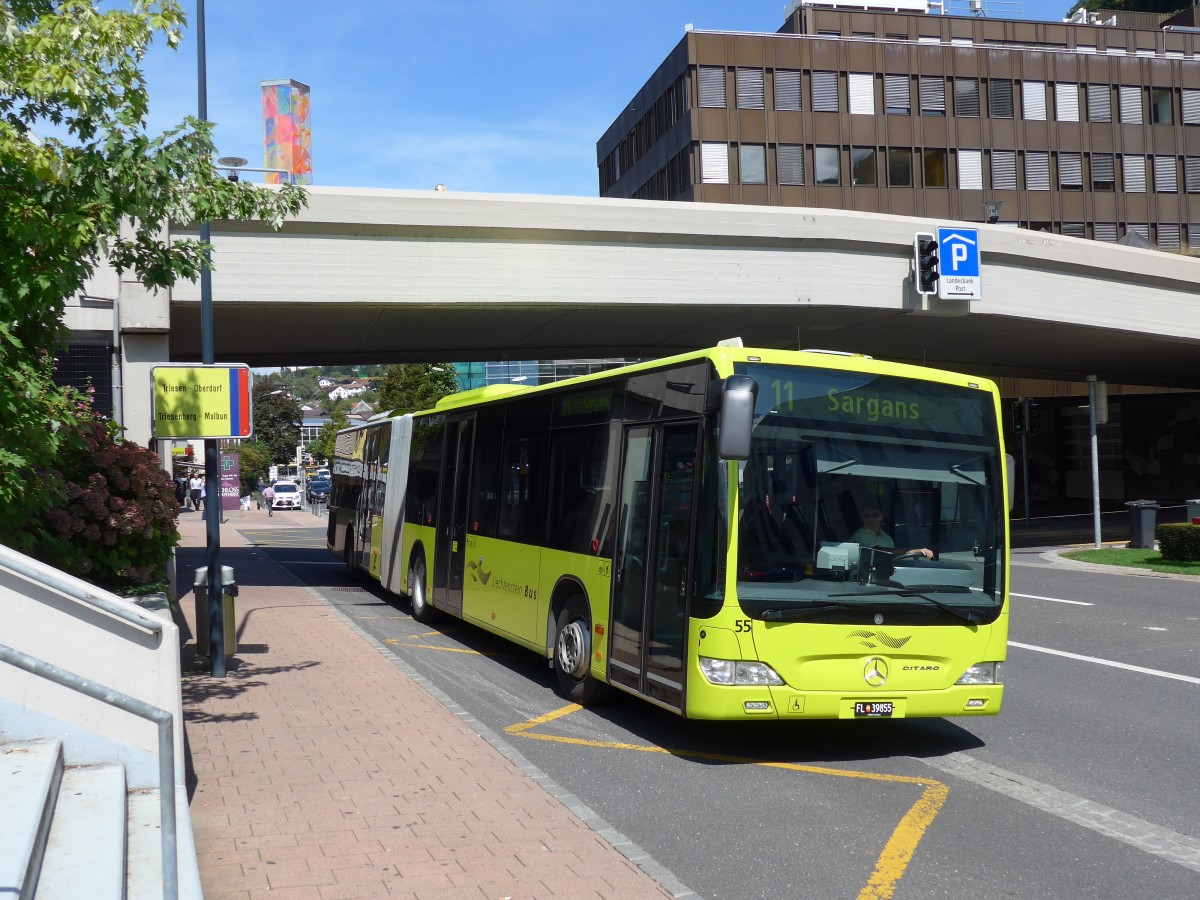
[143,1,1074,198]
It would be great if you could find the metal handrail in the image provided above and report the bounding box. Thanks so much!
[0,544,163,637]
[0,644,178,900]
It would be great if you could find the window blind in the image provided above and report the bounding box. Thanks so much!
[1022,81,1047,120]
[700,142,729,183]
[775,70,802,111]
[699,66,726,108]
[1055,83,1079,121]
[736,68,765,109]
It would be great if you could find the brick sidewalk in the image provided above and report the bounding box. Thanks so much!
[176,508,674,899]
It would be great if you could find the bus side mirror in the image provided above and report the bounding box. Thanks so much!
[718,375,758,460]
[1005,454,1015,511]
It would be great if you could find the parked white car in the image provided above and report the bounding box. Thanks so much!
[271,481,302,510]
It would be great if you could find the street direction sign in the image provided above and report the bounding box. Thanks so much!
[152,364,253,439]
[937,227,982,300]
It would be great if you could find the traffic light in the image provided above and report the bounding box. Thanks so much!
[914,233,939,295]
[1012,399,1026,433]
[1026,398,1040,435]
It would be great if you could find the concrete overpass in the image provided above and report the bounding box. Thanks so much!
[165,186,1200,386]
[71,185,1200,449]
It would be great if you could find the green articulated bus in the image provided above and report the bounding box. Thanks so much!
[327,342,1010,720]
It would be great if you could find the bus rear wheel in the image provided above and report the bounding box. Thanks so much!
[554,596,609,705]
[408,555,437,624]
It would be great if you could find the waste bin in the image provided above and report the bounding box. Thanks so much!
[1188,499,1200,526]
[194,565,238,657]
[1125,500,1160,550]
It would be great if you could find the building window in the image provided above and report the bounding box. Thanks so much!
[1026,152,1050,190]
[812,71,839,112]
[1158,224,1181,251]
[1185,157,1200,192]
[1123,155,1147,192]
[1061,223,1085,239]
[991,150,1017,190]
[1055,83,1079,122]
[700,142,729,183]
[888,149,912,187]
[957,149,983,189]
[775,70,802,111]
[777,145,805,184]
[989,79,1014,118]
[1022,81,1047,120]
[1126,224,1150,241]
[1094,223,1118,242]
[1059,152,1083,189]
[698,66,726,108]
[737,68,765,110]
[1091,153,1115,190]
[1087,84,1111,122]
[954,78,980,117]
[919,76,945,115]
[851,147,876,185]
[885,74,910,114]
[815,146,840,185]
[923,149,947,187]
[1119,85,1143,124]
[1154,155,1178,192]
[848,73,875,115]
[1183,89,1200,125]
[740,144,766,184]
[1151,88,1173,124]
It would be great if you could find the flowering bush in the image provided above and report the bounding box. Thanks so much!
[31,417,180,594]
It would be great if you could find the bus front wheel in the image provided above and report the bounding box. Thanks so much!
[408,555,437,624]
[554,596,608,705]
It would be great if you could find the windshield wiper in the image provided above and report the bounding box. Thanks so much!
[761,601,861,621]
[853,587,980,624]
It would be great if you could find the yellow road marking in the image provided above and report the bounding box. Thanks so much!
[505,704,947,899]
[405,642,481,655]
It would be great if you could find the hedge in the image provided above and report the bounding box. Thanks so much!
[1157,523,1200,562]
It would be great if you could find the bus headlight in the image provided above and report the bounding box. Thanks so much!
[956,662,1003,685]
[699,657,784,686]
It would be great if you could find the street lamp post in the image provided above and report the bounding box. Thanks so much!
[197,0,226,678]
[983,199,1003,224]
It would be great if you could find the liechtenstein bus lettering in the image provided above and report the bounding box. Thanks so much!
[327,343,1011,720]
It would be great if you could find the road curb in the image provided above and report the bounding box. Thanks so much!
[1044,548,1200,581]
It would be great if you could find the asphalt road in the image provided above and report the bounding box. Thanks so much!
[248,524,1200,899]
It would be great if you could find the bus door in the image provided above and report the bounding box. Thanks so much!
[432,415,474,617]
[609,422,698,711]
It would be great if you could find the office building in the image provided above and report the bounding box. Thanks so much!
[597,1,1200,248]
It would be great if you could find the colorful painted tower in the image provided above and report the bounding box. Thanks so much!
[261,78,311,185]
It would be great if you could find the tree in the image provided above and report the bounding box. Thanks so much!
[0,1,306,551]
[1067,0,1187,14]
[233,440,272,494]
[376,363,461,413]
[306,411,349,465]
[251,380,301,466]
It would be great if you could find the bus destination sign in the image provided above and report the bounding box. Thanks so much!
[152,364,253,439]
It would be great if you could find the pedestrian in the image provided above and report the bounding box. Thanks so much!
[262,483,276,517]
[188,472,203,510]
[200,478,208,520]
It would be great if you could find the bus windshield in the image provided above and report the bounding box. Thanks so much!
[733,364,1005,625]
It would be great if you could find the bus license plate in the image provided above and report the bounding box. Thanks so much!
[854,701,893,718]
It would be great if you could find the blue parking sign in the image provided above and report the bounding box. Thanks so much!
[937,227,981,300]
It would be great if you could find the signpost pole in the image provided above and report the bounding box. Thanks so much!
[197,0,225,678]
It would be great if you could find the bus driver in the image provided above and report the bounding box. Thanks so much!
[851,506,932,559]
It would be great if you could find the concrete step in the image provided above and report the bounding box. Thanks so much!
[34,765,127,899]
[126,786,204,900]
[0,739,62,900]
